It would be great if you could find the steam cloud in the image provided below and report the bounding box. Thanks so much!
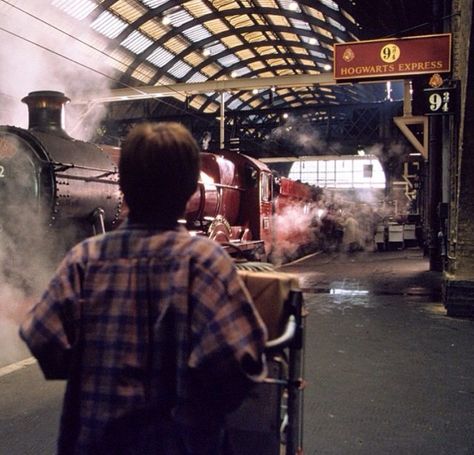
[0,1,117,365]
[0,0,116,139]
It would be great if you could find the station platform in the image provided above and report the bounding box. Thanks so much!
[279,248,474,454]
[1,248,473,454]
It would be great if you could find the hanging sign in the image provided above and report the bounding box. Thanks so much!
[423,84,459,115]
[334,34,451,81]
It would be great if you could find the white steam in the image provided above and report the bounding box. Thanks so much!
[0,0,118,365]
[0,0,116,139]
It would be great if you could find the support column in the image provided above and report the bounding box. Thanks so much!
[220,91,225,150]
[443,0,474,316]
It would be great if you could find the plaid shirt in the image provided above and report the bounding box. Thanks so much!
[20,222,267,454]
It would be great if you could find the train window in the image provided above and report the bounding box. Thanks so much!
[260,172,271,202]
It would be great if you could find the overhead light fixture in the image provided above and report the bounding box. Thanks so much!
[202,48,211,57]
[271,86,276,92]
[252,88,258,95]
[309,37,317,45]
[282,113,289,119]
[324,64,332,71]
[230,70,238,78]
[289,1,298,11]
[162,15,171,25]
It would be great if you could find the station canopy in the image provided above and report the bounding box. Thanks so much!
[0,0,435,148]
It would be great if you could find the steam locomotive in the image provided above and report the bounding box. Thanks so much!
[0,91,318,264]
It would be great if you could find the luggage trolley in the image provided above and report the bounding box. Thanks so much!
[227,268,306,455]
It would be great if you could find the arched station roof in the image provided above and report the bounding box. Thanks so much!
[0,0,437,150]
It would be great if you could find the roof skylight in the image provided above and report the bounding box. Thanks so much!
[290,18,311,30]
[146,46,175,66]
[52,0,97,20]
[187,72,208,83]
[218,54,240,67]
[182,24,212,42]
[168,60,193,79]
[140,0,169,8]
[167,9,194,27]
[91,11,128,39]
[121,30,153,54]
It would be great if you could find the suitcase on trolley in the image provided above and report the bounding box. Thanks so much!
[226,269,306,455]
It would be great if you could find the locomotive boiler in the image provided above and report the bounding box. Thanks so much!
[0,91,122,245]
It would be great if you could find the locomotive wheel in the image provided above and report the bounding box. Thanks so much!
[207,215,232,243]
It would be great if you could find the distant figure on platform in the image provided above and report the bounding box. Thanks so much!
[20,122,267,454]
[343,212,361,253]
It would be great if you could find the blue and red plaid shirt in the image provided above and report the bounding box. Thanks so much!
[20,222,267,454]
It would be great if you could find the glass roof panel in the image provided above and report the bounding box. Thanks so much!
[182,24,212,42]
[291,46,309,55]
[164,36,189,54]
[156,75,175,86]
[228,14,253,28]
[301,36,320,46]
[91,11,128,38]
[231,67,252,77]
[140,18,168,39]
[168,60,193,79]
[183,51,206,67]
[319,0,339,11]
[204,42,227,55]
[310,49,327,59]
[305,6,326,22]
[228,99,243,110]
[187,72,208,83]
[146,46,175,66]
[167,9,194,27]
[217,54,240,67]
[278,0,301,13]
[110,0,147,23]
[202,19,229,34]
[110,48,135,71]
[183,0,213,16]
[140,0,168,8]
[221,36,244,47]
[268,14,290,27]
[248,61,266,71]
[121,30,153,54]
[131,62,155,82]
[52,0,98,20]
[327,17,346,31]
[314,25,333,39]
[255,0,279,7]
[213,0,240,11]
[201,64,220,77]
[290,18,311,31]
[280,32,299,41]
[235,49,256,60]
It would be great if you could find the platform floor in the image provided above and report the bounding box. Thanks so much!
[1,248,473,455]
[279,249,474,455]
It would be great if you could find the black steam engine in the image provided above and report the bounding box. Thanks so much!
[0,91,122,244]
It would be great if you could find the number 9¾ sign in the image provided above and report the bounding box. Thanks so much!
[423,86,458,116]
[380,44,401,63]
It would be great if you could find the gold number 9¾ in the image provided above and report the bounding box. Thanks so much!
[380,44,400,63]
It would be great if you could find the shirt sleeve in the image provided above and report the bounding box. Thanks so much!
[186,244,268,414]
[19,250,83,379]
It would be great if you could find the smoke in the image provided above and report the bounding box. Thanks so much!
[0,0,117,140]
[0,2,122,363]
[271,202,324,265]
[263,116,343,156]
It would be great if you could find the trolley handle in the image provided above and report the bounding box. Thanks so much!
[265,315,296,350]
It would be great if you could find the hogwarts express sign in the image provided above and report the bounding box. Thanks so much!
[333,34,451,81]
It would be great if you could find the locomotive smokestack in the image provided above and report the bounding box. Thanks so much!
[21,90,71,138]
